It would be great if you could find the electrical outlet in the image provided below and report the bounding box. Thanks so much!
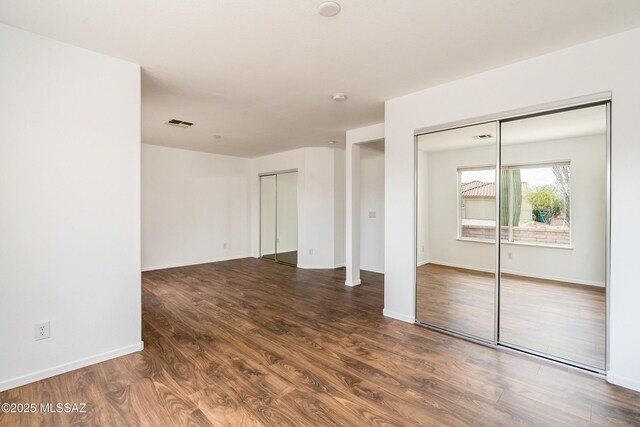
[422,245,425,252]
[35,321,50,341]
[368,211,376,218]
[223,242,227,249]
[507,252,513,260]
[308,249,313,255]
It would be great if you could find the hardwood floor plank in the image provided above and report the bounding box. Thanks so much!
[417,263,606,368]
[1,258,638,426]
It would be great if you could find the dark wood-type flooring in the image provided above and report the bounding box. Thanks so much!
[1,258,637,426]
[417,263,606,369]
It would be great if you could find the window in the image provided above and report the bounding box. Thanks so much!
[459,163,571,246]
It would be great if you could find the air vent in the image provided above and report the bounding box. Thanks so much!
[165,119,194,128]
[473,134,493,140]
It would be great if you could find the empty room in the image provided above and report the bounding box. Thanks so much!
[1,1,640,425]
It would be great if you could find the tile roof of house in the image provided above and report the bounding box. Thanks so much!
[461,180,529,198]
[461,181,495,198]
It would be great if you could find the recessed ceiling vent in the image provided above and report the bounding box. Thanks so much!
[473,134,493,140]
[165,119,194,128]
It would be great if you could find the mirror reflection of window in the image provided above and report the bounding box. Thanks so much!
[458,164,572,246]
[503,164,571,245]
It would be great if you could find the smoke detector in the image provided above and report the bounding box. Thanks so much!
[318,1,341,17]
[165,119,194,128]
[332,93,347,102]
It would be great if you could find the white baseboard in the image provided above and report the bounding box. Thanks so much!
[345,280,361,287]
[361,266,384,274]
[141,254,250,272]
[383,309,415,324]
[607,372,640,393]
[417,259,429,267]
[426,260,605,287]
[0,341,144,392]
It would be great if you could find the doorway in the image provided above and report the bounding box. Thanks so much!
[415,101,609,373]
[360,140,385,274]
[260,171,298,266]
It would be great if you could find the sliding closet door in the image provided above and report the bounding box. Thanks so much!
[416,122,497,342]
[260,175,277,261]
[276,172,298,265]
[498,104,607,370]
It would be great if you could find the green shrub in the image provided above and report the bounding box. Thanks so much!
[526,185,564,222]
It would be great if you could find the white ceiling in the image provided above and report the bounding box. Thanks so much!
[1,1,639,158]
[418,104,607,152]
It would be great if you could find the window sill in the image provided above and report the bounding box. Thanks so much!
[456,237,573,250]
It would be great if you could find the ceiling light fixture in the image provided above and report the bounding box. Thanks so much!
[328,140,336,145]
[473,134,494,140]
[318,1,341,17]
[332,92,347,101]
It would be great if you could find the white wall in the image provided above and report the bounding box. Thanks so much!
[360,145,385,273]
[422,135,605,286]
[141,144,251,270]
[250,147,345,268]
[384,27,640,391]
[0,24,141,391]
[142,144,344,271]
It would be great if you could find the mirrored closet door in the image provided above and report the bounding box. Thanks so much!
[416,122,497,342]
[260,171,298,266]
[499,104,607,370]
[260,175,277,261]
[416,101,608,372]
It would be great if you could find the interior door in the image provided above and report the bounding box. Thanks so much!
[416,122,498,342]
[498,104,607,371]
[275,172,298,265]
